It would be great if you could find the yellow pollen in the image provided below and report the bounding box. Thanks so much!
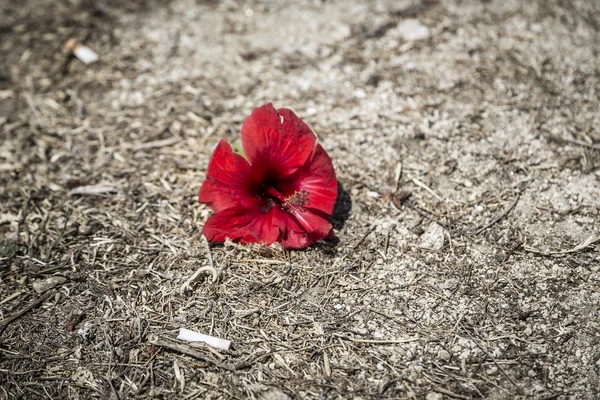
[283,190,310,214]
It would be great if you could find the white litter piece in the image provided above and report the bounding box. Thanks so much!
[69,185,118,196]
[65,38,99,64]
[177,328,231,350]
[74,46,99,64]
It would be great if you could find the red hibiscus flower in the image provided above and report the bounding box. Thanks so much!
[198,103,338,249]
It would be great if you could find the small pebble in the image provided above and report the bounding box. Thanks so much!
[425,392,443,400]
[396,19,430,41]
[437,349,451,361]
[420,222,445,250]
[33,276,67,293]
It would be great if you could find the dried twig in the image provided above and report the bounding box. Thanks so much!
[461,324,524,395]
[132,136,182,151]
[352,225,376,249]
[404,200,450,229]
[433,386,471,400]
[523,234,600,256]
[150,336,270,372]
[472,193,520,235]
[0,291,25,306]
[383,224,395,258]
[548,135,600,151]
[333,333,419,344]
[564,138,600,151]
[407,173,444,202]
[0,290,55,337]
[394,162,403,193]
[149,336,236,372]
[180,237,218,294]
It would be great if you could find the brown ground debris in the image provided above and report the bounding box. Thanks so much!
[1,0,599,399]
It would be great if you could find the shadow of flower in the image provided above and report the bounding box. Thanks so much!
[331,181,351,230]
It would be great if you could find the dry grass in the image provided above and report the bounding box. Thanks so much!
[1,0,599,399]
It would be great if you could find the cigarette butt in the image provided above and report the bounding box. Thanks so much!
[64,38,79,53]
[176,328,231,350]
[64,38,99,64]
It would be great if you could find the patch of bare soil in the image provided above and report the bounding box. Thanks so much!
[1,0,599,399]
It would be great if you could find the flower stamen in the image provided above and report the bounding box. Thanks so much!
[283,190,310,214]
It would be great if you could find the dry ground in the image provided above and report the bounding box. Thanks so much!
[1,0,599,399]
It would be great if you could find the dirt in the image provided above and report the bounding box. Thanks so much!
[1,0,599,399]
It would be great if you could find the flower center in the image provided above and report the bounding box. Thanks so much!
[283,189,311,214]
[265,187,310,214]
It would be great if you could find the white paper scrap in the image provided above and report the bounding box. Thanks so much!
[74,46,99,64]
[177,328,231,350]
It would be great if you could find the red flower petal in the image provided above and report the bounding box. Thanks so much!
[203,207,281,245]
[198,140,257,213]
[273,207,333,249]
[241,103,316,178]
[278,144,337,216]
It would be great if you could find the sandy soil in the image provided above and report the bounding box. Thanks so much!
[1,0,599,399]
